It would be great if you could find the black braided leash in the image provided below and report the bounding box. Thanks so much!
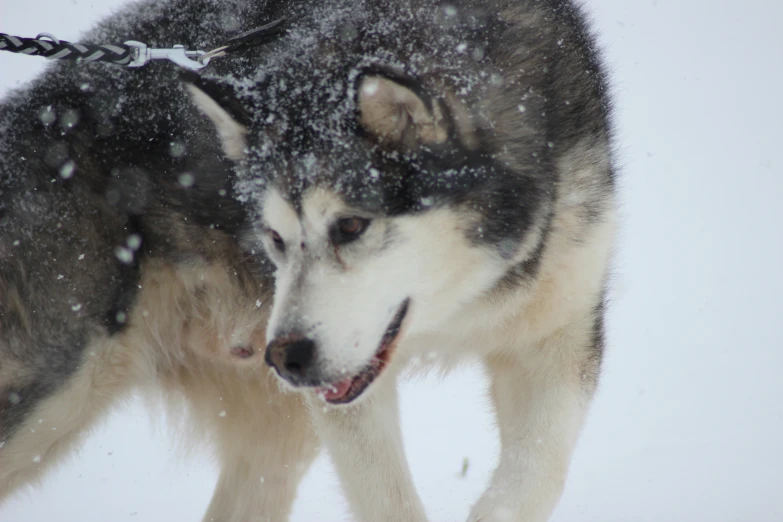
[0,33,134,65]
[0,18,291,70]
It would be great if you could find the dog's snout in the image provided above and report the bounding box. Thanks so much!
[265,336,317,385]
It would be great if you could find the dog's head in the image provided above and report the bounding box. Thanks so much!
[185,6,553,405]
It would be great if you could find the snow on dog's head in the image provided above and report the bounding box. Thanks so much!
[184,3,552,404]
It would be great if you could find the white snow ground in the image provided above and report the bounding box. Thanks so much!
[1,0,782,520]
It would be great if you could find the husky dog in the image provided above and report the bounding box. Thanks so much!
[0,1,321,521]
[184,0,617,521]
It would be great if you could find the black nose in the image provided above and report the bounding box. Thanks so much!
[265,336,317,385]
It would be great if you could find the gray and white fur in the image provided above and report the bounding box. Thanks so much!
[1,1,319,521]
[1,0,616,521]
[188,0,617,521]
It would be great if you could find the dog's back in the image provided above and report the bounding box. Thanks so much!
[0,1,320,517]
[0,0,242,449]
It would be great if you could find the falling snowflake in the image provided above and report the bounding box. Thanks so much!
[59,160,76,179]
[115,247,134,264]
[178,172,195,187]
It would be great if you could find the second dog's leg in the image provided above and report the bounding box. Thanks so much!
[0,336,137,503]
[308,377,428,522]
[176,366,319,522]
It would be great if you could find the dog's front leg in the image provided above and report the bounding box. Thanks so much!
[468,324,598,522]
[308,377,428,522]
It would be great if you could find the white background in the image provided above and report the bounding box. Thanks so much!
[2,0,782,520]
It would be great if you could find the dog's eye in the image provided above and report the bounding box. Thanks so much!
[270,230,285,253]
[332,217,370,245]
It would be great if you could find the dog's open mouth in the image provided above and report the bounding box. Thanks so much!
[317,298,410,405]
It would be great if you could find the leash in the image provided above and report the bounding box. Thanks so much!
[0,17,288,71]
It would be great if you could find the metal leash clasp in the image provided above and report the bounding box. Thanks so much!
[124,40,210,70]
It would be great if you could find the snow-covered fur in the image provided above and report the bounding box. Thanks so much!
[0,0,616,521]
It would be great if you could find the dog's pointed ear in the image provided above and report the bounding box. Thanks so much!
[182,72,249,161]
[357,76,449,149]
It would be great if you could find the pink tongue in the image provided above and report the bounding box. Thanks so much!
[320,378,353,401]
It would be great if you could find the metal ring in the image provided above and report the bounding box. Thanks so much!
[198,45,228,64]
[36,32,61,44]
